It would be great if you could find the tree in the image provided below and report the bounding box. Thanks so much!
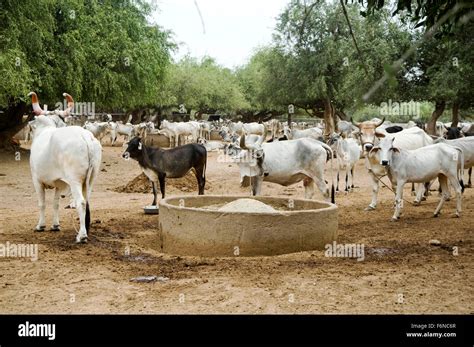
[165,56,249,119]
[241,1,413,135]
[408,20,474,134]
[0,0,174,147]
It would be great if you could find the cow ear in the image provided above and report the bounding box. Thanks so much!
[375,131,385,138]
[368,147,380,157]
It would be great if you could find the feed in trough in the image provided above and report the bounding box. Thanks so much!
[217,198,278,213]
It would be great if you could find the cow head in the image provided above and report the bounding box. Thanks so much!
[28,92,72,130]
[351,117,385,153]
[122,136,143,160]
[283,124,292,139]
[230,131,267,185]
[370,137,400,166]
[444,126,464,140]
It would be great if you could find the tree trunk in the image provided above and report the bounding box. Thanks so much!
[451,101,459,128]
[0,99,30,150]
[426,101,446,135]
[287,112,292,127]
[323,97,336,138]
[335,109,347,121]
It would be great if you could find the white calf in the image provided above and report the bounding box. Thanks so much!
[328,133,361,192]
[374,137,463,220]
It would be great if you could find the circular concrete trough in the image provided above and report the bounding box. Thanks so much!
[158,195,338,257]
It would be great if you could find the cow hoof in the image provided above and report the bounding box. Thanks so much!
[433,213,439,218]
[75,236,88,244]
[35,225,46,232]
[413,200,421,206]
[455,213,460,218]
[364,206,376,211]
[465,184,472,188]
[50,225,61,231]
[390,217,398,222]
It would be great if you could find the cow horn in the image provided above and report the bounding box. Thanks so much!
[28,92,46,115]
[54,93,74,117]
[63,93,74,115]
[350,117,361,128]
[375,117,385,128]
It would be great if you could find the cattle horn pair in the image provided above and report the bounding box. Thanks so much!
[28,92,74,117]
[351,117,385,128]
[239,128,267,150]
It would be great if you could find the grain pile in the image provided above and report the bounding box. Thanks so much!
[217,198,278,213]
[114,172,210,193]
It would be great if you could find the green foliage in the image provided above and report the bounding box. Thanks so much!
[165,56,249,115]
[354,0,472,33]
[0,0,174,109]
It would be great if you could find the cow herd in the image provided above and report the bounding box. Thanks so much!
[21,92,474,243]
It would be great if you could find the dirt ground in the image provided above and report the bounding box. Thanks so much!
[0,142,472,314]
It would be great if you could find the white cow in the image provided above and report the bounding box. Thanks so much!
[352,118,433,210]
[108,121,136,145]
[374,137,463,220]
[160,120,199,147]
[337,120,358,138]
[328,133,361,192]
[83,121,109,142]
[28,92,102,243]
[230,132,335,202]
[435,136,474,187]
[197,137,225,151]
[267,119,282,140]
[283,124,323,141]
[198,121,211,140]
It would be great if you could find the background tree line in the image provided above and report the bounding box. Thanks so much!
[1,0,472,146]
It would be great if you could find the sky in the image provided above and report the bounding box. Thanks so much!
[152,0,291,68]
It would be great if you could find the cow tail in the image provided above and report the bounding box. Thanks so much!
[320,143,336,204]
[82,133,97,232]
[455,146,465,193]
[203,147,207,179]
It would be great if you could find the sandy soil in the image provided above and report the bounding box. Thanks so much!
[0,143,472,314]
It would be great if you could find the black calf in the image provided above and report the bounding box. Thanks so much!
[123,137,207,206]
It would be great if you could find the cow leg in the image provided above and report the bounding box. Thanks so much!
[350,167,355,189]
[448,174,462,217]
[303,177,315,199]
[336,171,340,192]
[33,180,46,231]
[151,181,158,206]
[392,182,405,221]
[70,184,88,243]
[313,176,330,202]
[344,169,349,193]
[413,183,425,205]
[194,166,206,195]
[51,188,61,231]
[434,175,449,217]
[158,174,166,198]
[366,172,379,211]
[251,176,263,196]
[411,182,416,196]
[467,168,472,188]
